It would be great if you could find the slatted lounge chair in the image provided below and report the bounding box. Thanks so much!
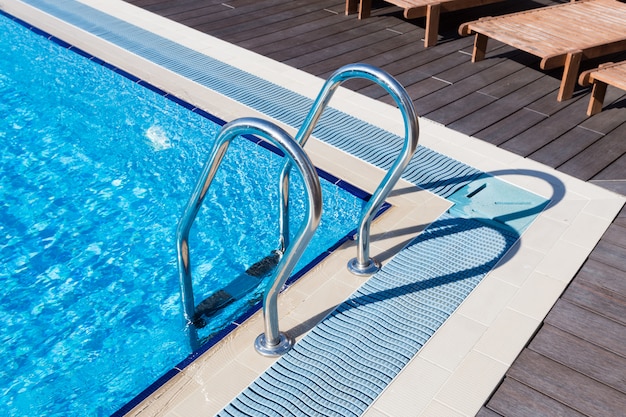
[579,61,626,115]
[459,0,626,101]
[345,0,503,47]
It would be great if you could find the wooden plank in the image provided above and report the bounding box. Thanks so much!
[477,62,544,98]
[617,205,626,226]
[508,349,626,417]
[272,21,392,64]
[370,39,472,78]
[165,1,269,28]
[449,100,520,136]
[448,68,551,134]
[576,258,626,297]
[486,376,587,417]
[211,1,339,39]
[426,90,496,124]
[592,154,626,194]
[475,107,547,146]
[415,59,522,114]
[129,0,181,8]
[229,3,341,44]
[437,48,525,84]
[529,126,603,168]
[323,27,424,87]
[360,67,433,100]
[501,98,590,156]
[403,75,452,102]
[476,407,503,417]
[352,43,476,98]
[206,1,319,36]
[602,222,626,248]
[143,0,224,14]
[589,238,626,273]
[580,83,626,133]
[289,22,407,72]
[529,324,626,393]
[253,14,367,57]
[589,61,626,91]
[188,0,292,31]
[563,280,626,327]
[486,72,557,106]
[559,122,626,180]
[545,299,626,357]
[241,16,343,51]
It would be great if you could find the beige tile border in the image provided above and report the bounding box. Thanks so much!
[5,1,624,416]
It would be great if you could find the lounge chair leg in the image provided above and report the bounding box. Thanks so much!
[359,0,371,19]
[558,50,582,101]
[472,33,488,62]
[424,4,441,48]
[345,0,358,15]
[587,81,608,116]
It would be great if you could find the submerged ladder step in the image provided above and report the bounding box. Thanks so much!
[192,251,282,328]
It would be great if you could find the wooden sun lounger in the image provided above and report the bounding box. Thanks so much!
[345,0,503,47]
[579,61,626,116]
[459,0,626,101]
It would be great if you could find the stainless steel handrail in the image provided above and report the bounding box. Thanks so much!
[176,118,322,354]
[278,63,419,276]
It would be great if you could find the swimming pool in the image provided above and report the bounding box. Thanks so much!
[0,12,369,416]
[6,2,622,417]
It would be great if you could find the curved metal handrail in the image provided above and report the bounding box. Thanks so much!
[176,117,322,354]
[279,63,419,276]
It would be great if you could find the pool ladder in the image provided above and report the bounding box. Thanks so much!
[176,118,322,354]
[280,63,419,276]
[175,63,419,356]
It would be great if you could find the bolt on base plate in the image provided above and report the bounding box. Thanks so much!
[254,332,294,357]
[347,257,381,276]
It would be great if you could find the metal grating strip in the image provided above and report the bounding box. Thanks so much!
[219,213,519,416]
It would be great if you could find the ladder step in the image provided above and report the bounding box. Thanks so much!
[193,251,281,328]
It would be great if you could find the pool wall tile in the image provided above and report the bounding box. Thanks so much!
[110,368,181,417]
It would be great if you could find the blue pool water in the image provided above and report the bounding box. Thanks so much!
[0,13,366,416]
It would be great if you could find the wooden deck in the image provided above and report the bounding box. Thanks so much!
[124,0,626,415]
